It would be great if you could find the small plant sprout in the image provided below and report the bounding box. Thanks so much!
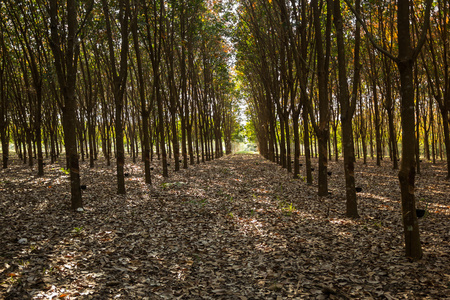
[278,200,296,215]
[9,273,18,283]
[73,226,84,234]
[286,202,296,213]
[60,168,70,175]
[18,260,29,268]
[372,221,382,228]
[41,266,54,275]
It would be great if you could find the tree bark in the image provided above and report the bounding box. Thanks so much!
[334,0,359,218]
[311,0,331,196]
[102,0,130,194]
[132,8,151,184]
[0,33,8,169]
[395,0,429,260]
[48,0,84,210]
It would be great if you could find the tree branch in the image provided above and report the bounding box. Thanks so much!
[343,0,397,62]
[412,0,433,61]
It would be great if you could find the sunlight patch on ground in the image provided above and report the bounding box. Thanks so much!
[368,193,398,205]
[429,202,450,215]
[328,218,357,225]
[234,216,267,237]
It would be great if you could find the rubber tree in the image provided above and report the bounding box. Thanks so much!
[48,0,93,210]
[333,0,360,218]
[131,1,152,184]
[0,24,9,169]
[145,0,169,177]
[345,0,432,260]
[102,0,131,194]
[310,0,332,197]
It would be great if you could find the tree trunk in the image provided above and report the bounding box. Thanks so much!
[0,44,8,169]
[285,114,291,173]
[334,0,359,217]
[102,0,130,194]
[48,0,83,209]
[384,58,399,169]
[312,0,331,197]
[293,114,300,179]
[414,66,421,175]
[395,0,428,260]
[132,11,151,184]
[373,78,382,166]
[303,108,312,184]
[397,57,422,259]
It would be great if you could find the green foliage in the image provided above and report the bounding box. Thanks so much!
[161,182,186,190]
[18,259,29,268]
[243,115,255,140]
[73,226,84,234]
[227,194,233,202]
[275,193,296,216]
[235,150,257,154]
[60,168,70,175]
[372,221,382,229]
[232,124,246,143]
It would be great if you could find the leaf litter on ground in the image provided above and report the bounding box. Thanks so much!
[0,153,449,299]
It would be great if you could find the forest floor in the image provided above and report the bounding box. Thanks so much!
[0,153,449,299]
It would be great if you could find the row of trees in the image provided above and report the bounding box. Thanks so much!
[235,0,441,260]
[0,1,240,207]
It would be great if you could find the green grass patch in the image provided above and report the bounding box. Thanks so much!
[234,150,258,155]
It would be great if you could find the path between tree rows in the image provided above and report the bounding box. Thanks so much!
[0,153,449,299]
